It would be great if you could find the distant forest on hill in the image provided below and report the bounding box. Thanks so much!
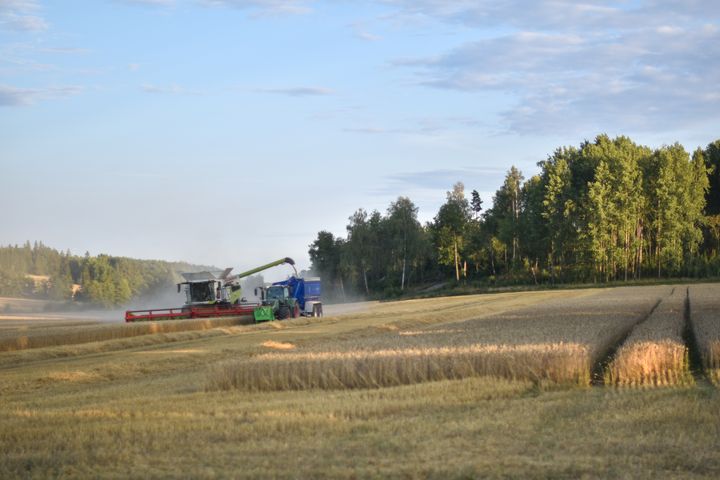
[0,242,210,307]
[309,135,720,299]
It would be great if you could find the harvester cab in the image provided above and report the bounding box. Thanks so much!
[177,271,232,306]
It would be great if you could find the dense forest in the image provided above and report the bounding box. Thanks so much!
[0,242,209,307]
[309,135,720,299]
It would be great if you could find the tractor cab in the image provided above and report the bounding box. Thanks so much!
[265,285,289,302]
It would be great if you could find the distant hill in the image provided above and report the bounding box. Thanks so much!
[0,241,214,308]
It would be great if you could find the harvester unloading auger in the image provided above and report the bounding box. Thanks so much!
[124,257,322,322]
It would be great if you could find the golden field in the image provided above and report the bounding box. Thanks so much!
[1,285,719,478]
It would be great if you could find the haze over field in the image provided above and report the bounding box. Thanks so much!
[2,1,718,277]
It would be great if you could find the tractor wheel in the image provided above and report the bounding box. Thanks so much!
[293,304,300,318]
[277,305,291,320]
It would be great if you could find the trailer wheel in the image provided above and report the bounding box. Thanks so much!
[277,306,291,320]
[312,304,323,317]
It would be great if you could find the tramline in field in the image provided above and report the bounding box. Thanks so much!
[125,257,322,323]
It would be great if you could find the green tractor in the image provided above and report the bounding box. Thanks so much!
[253,284,301,322]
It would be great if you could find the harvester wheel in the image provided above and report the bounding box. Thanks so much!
[277,306,291,320]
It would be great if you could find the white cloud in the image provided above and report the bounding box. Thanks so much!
[356,30,382,41]
[0,0,47,31]
[391,1,720,134]
[348,20,382,41]
[656,25,683,35]
[343,116,486,136]
[379,0,720,32]
[0,84,33,105]
[141,83,202,95]
[255,86,334,96]
[119,0,175,6]
[0,84,82,106]
[202,0,314,15]
[377,167,506,195]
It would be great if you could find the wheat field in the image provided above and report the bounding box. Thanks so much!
[2,285,720,478]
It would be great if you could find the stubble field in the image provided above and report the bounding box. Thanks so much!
[1,285,719,478]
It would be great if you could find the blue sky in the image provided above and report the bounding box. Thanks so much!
[2,0,719,279]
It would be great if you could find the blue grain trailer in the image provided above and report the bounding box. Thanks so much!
[272,276,323,317]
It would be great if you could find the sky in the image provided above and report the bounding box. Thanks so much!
[2,0,719,280]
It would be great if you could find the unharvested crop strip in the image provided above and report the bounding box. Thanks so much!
[604,287,693,387]
[0,315,257,353]
[207,343,591,391]
[590,298,662,386]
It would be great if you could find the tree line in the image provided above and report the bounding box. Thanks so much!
[0,241,208,307]
[309,135,720,299]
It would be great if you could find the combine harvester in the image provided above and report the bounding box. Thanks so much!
[125,257,322,322]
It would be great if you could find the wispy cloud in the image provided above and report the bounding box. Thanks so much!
[255,86,334,96]
[141,83,202,95]
[389,1,720,134]
[344,126,390,135]
[348,20,382,41]
[356,30,382,41]
[375,167,506,196]
[0,85,34,106]
[0,0,47,32]
[202,0,315,15]
[0,84,82,106]
[37,46,90,54]
[343,116,486,136]
[379,1,720,32]
[118,0,175,6]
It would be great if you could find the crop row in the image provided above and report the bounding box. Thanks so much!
[605,288,691,387]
